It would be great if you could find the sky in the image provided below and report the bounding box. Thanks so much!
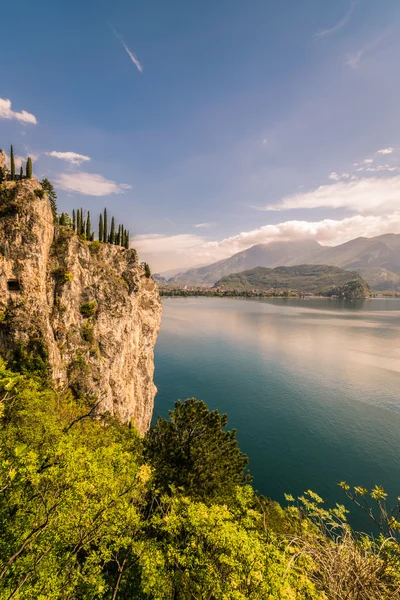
[1,0,400,273]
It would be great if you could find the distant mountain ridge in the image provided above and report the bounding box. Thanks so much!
[213,265,370,298]
[169,234,400,290]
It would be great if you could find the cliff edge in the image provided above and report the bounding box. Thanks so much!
[0,179,161,433]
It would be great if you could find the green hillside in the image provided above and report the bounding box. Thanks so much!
[214,264,370,297]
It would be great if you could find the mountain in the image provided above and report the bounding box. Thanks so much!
[214,265,370,298]
[0,177,161,433]
[169,240,322,285]
[170,234,400,290]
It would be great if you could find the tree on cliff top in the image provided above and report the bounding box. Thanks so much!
[41,178,57,223]
[26,156,32,179]
[10,145,15,180]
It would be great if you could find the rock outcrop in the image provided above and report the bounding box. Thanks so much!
[0,179,161,433]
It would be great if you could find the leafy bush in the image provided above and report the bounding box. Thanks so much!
[0,363,399,598]
[81,322,95,344]
[34,188,44,199]
[80,301,97,318]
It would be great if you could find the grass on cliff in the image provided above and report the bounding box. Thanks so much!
[0,361,399,599]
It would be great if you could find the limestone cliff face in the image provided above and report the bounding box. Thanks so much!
[0,179,161,433]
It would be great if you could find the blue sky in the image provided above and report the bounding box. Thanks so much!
[1,0,400,271]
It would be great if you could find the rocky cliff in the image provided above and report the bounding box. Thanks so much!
[0,178,161,433]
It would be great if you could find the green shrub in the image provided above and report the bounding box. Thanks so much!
[34,188,45,199]
[80,301,97,318]
[53,267,74,284]
[81,322,95,344]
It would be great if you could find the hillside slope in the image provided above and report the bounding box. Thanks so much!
[172,235,400,289]
[214,264,370,297]
[170,240,322,285]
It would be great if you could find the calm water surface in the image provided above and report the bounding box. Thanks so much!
[153,297,400,519]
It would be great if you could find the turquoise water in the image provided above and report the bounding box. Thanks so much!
[153,297,400,521]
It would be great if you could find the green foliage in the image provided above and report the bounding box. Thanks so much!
[53,267,74,283]
[0,365,399,598]
[41,178,57,223]
[103,208,108,243]
[145,398,251,502]
[86,210,91,239]
[109,215,115,244]
[10,145,15,181]
[98,212,103,242]
[12,338,49,378]
[34,187,44,199]
[80,301,97,318]
[26,156,32,179]
[143,262,151,278]
[81,322,95,344]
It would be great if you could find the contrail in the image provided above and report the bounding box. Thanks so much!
[109,25,143,73]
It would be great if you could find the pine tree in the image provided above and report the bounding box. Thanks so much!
[103,209,108,243]
[41,179,58,224]
[19,166,23,180]
[99,213,103,242]
[110,217,115,244]
[86,211,91,240]
[26,156,32,179]
[10,145,15,180]
[72,209,76,232]
[144,262,151,278]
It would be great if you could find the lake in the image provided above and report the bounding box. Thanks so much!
[153,297,400,523]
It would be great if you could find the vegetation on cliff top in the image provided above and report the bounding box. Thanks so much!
[0,362,399,598]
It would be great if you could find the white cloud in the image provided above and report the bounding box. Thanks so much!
[261,175,400,213]
[194,222,213,228]
[0,98,37,125]
[111,27,143,73]
[328,172,350,181]
[45,151,90,165]
[364,158,373,164]
[356,165,399,173]
[377,147,394,155]
[314,0,357,38]
[55,172,132,196]
[132,213,400,272]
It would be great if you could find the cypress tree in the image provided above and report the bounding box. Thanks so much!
[10,145,15,180]
[86,211,91,239]
[80,208,85,235]
[103,208,108,243]
[76,209,81,235]
[26,156,32,179]
[72,209,76,232]
[99,213,103,242]
[110,217,115,244]
[19,166,23,180]
[116,224,121,246]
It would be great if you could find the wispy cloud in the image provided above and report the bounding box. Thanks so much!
[314,0,357,38]
[194,222,213,228]
[5,152,39,170]
[45,151,91,165]
[0,98,37,125]
[259,175,400,214]
[165,217,175,225]
[110,26,143,73]
[55,172,132,196]
[346,31,387,69]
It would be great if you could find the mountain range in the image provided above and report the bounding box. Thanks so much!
[168,234,400,290]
